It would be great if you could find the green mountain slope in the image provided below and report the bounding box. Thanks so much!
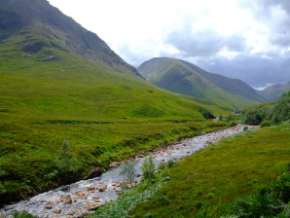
[0,0,139,75]
[259,82,290,101]
[0,0,228,206]
[139,57,265,109]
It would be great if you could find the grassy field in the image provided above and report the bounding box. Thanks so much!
[129,124,290,218]
[0,35,229,206]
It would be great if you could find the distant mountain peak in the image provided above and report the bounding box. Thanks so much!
[259,82,290,101]
[139,57,265,108]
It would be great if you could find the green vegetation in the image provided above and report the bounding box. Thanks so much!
[88,180,162,218]
[243,91,290,125]
[120,161,136,184]
[223,166,290,217]
[11,212,35,218]
[130,124,290,217]
[138,57,263,109]
[0,34,228,206]
[141,156,156,182]
[88,157,171,218]
[259,82,290,101]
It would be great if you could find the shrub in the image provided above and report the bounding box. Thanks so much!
[54,140,82,183]
[243,110,266,125]
[273,171,290,203]
[142,156,156,182]
[261,120,272,128]
[120,161,136,184]
[199,108,216,120]
[13,211,35,218]
[167,160,176,168]
[271,92,290,124]
[225,165,290,217]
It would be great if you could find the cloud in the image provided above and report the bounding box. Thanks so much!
[48,0,290,86]
[167,27,247,58]
[199,54,290,86]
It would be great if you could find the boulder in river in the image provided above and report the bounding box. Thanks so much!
[53,208,62,214]
[98,185,107,192]
[59,195,72,204]
[86,201,101,210]
[45,201,54,209]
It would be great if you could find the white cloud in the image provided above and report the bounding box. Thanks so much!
[48,0,269,62]
[48,0,290,85]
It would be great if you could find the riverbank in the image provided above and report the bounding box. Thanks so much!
[1,125,252,218]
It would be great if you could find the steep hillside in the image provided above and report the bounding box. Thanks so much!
[0,0,228,206]
[259,82,290,101]
[139,57,264,109]
[0,0,138,75]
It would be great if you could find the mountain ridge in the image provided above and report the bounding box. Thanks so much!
[139,57,265,108]
[0,0,139,76]
[259,82,290,101]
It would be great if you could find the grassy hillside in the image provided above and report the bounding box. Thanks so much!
[259,82,290,101]
[139,57,264,109]
[0,0,138,75]
[0,32,229,206]
[129,124,290,217]
[243,91,290,126]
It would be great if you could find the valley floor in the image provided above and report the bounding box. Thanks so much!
[87,124,290,218]
[0,116,226,207]
[131,124,290,217]
[2,125,247,217]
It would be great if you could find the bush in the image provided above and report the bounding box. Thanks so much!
[271,92,290,124]
[225,165,290,217]
[54,140,82,184]
[243,110,266,125]
[199,108,216,120]
[142,156,156,182]
[261,120,272,128]
[13,211,35,218]
[120,161,136,184]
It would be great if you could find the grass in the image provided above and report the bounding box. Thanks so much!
[0,34,228,206]
[131,124,290,218]
[222,166,290,217]
[140,58,260,109]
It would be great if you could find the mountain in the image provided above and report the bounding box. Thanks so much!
[0,0,228,206]
[259,82,290,101]
[139,57,265,109]
[0,0,139,75]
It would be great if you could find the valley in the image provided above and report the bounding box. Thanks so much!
[0,0,290,218]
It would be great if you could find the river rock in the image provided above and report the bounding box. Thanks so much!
[75,191,86,198]
[98,184,107,192]
[53,208,62,214]
[86,201,101,210]
[60,195,72,204]
[87,186,96,192]
[110,162,119,168]
[44,202,53,209]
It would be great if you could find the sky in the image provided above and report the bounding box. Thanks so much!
[48,0,290,87]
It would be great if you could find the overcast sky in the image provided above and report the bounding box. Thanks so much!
[48,0,290,87]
